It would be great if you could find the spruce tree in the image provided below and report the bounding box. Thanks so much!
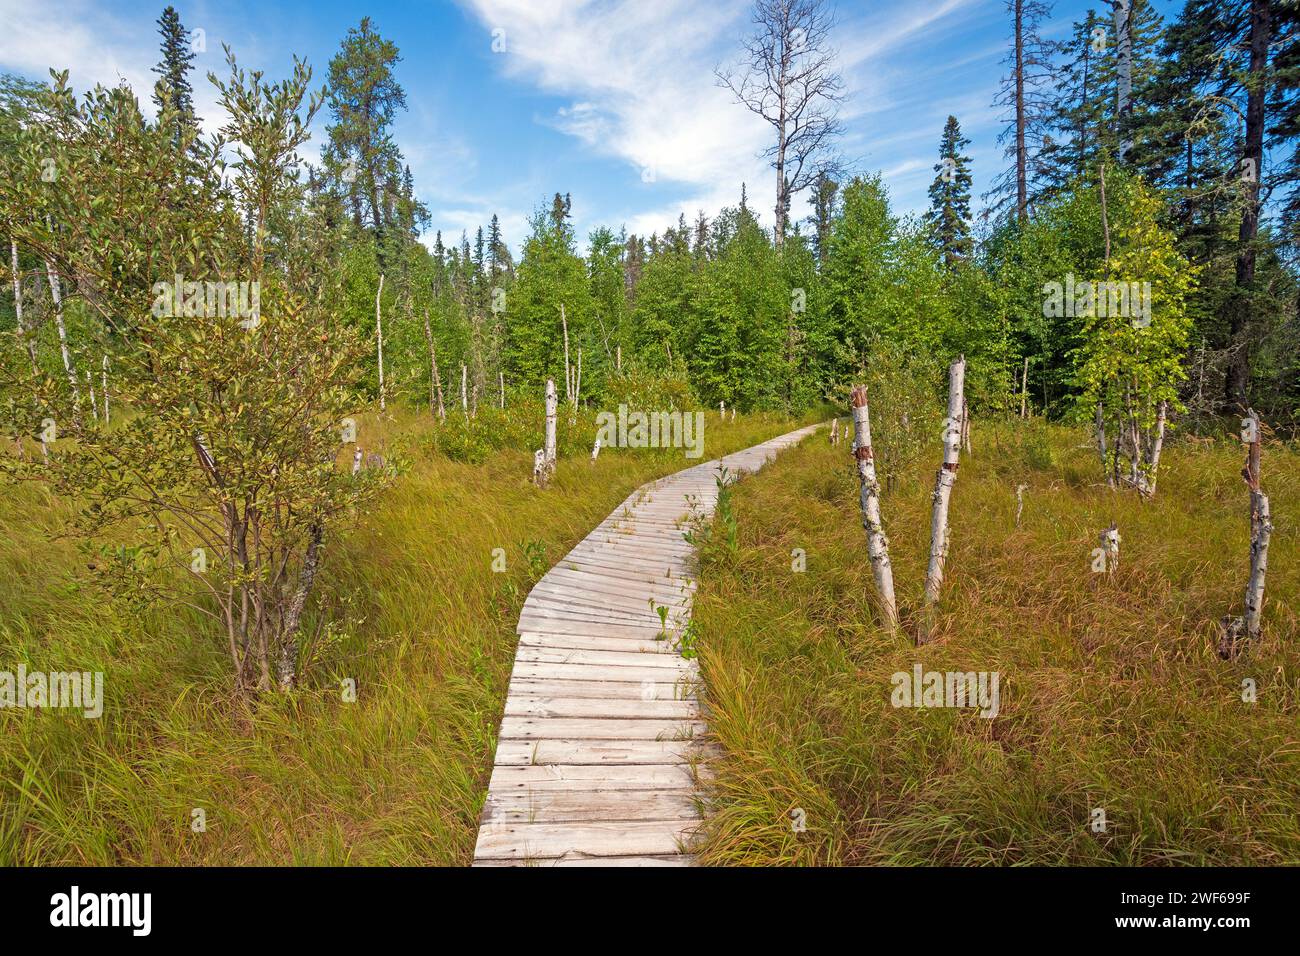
[924,116,974,268]
[151,6,196,144]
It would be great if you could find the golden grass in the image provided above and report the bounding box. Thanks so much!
[690,418,1299,865]
[0,404,811,864]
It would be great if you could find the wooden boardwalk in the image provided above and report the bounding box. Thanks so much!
[472,423,822,866]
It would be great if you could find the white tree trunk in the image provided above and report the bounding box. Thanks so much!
[1020,357,1029,418]
[101,354,109,423]
[1015,483,1028,527]
[591,435,601,461]
[1221,409,1271,656]
[499,371,505,409]
[924,355,966,610]
[829,417,838,445]
[961,396,972,454]
[616,343,622,371]
[1138,400,1167,498]
[461,363,468,418]
[44,256,81,425]
[720,400,725,419]
[1100,523,1120,574]
[375,274,385,411]
[11,241,45,460]
[351,447,363,476]
[538,378,558,488]
[561,305,572,405]
[422,309,445,420]
[850,386,897,629]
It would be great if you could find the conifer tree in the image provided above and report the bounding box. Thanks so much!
[924,116,974,268]
[151,6,196,144]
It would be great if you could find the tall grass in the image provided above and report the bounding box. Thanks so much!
[689,419,1299,865]
[0,404,811,864]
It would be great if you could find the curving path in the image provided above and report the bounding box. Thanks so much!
[471,422,823,866]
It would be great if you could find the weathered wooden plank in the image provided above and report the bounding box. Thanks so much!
[486,763,704,792]
[482,789,700,823]
[492,737,713,766]
[498,716,706,741]
[474,820,700,859]
[503,694,700,719]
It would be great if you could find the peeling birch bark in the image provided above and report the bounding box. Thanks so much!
[591,435,601,461]
[422,309,445,420]
[850,386,897,629]
[538,378,557,487]
[829,417,838,445]
[44,256,81,426]
[12,241,46,460]
[375,273,385,411]
[924,355,966,612]
[1221,410,1272,658]
[961,396,972,454]
[1138,400,1167,498]
[1020,357,1029,418]
[561,305,572,405]
[1100,523,1120,574]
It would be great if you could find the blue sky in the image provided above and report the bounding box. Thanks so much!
[0,0,1181,255]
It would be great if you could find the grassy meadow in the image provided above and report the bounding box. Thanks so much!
[0,406,810,865]
[689,419,1299,865]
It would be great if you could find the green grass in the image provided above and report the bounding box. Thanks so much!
[689,418,1300,865]
[0,405,812,865]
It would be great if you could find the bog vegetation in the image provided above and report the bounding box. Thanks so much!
[0,0,1296,864]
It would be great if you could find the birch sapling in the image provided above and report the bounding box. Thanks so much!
[540,378,558,487]
[1137,401,1167,498]
[924,355,966,611]
[45,256,81,427]
[499,371,505,409]
[561,305,572,405]
[422,309,445,420]
[11,240,46,460]
[375,273,385,411]
[101,354,109,423]
[850,386,897,629]
[460,364,468,419]
[1020,357,1029,418]
[1220,410,1272,657]
[829,417,838,445]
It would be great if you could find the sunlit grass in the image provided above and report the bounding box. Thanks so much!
[690,418,1300,865]
[0,403,812,865]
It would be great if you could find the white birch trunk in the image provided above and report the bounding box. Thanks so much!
[1138,400,1167,498]
[86,371,98,423]
[11,241,46,460]
[850,386,897,629]
[1222,410,1271,656]
[561,305,572,405]
[591,436,601,461]
[351,447,363,476]
[44,257,81,425]
[616,343,622,371]
[720,400,725,419]
[1020,357,1029,418]
[461,363,468,418]
[575,347,582,408]
[375,274,385,411]
[101,354,109,423]
[499,371,505,409]
[1101,523,1120,574]
[961,396,972,454]
[924,355,966,609]
[1015,484,1028,527]
[829,417,838,445]
[422,309,445,420]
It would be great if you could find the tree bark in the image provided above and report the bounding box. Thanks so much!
[422,308,445,420]
[277,522,323,689]
[375,274,386,411]
[924,356,966,611]
[850,386,897,629]
[1225,0,1273,408]
[44,257,81,427]
[1013,0,1028,222]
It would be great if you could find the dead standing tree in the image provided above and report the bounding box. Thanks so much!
[1219,410,1272,659]
[922,355,966,638]
[850,386,897,629]
[716,0,844,249]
